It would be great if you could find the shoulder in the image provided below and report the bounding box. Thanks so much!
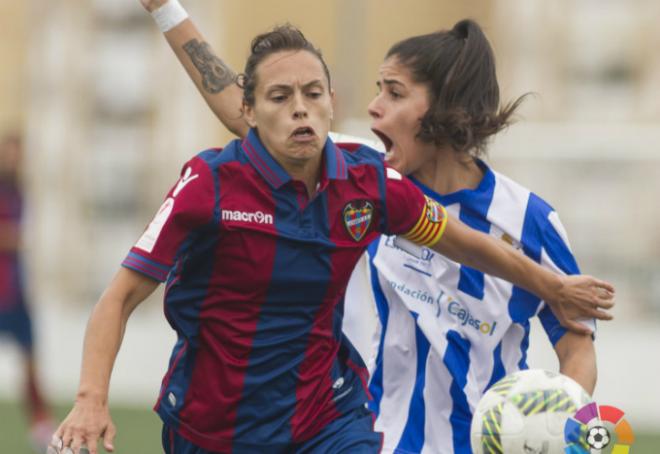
[492,168,556,223]
[335,143,385,168]
[193,139,243,170]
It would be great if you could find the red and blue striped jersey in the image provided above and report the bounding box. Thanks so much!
[121,129,432,452]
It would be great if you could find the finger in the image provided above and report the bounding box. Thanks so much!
[47,435,63,454]
[103,422,117,452]
[595,297,615,310]
[594,279,615,294]
[590,308,614,321]
[51,434,64,451]
[71,433,86,454]
[61,428,74,452]
[82,433,99,454]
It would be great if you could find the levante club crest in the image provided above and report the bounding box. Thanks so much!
[343,200,374,241]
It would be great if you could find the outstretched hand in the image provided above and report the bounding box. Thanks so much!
[48,399,116,454]
[140,0,169,13]
[546,275,615,335]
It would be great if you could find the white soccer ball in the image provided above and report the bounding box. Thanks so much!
[470,369,593,454]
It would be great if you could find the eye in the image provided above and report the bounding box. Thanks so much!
[388,89,402,100]
[307,91,323,99]
[271,94,287,103]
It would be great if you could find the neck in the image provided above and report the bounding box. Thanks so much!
[280,153,323,197]
[411,147,484,195]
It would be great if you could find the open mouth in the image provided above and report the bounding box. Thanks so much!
[292,126,315,138]
[371,128,393,155]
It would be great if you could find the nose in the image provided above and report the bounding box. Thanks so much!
[367,95,381,119]
[292,92,308,120]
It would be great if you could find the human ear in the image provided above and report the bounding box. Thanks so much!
[330,89,336,120]
[243,102,257,128]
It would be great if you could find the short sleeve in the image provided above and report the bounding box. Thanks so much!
[122,155,216,282]
[381,165,426,234]
[381,165,448,247]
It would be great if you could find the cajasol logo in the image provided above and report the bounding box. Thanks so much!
[448,300,497,336]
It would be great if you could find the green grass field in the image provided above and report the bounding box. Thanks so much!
[1,400,162,453]
[1,399,658,453]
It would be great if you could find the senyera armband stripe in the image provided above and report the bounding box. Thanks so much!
[402,197,448,247]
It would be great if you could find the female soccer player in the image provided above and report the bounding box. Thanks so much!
[0,133,55,452]
[52,18,613,454]
[137,2,617,453]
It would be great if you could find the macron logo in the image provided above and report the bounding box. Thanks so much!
[222,209,274,225]
[173,167,199,197]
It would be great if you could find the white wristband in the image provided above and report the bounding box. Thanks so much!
[151,0,189,33]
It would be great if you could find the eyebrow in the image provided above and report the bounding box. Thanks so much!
[266,79,325,93]
[380,79,405,88]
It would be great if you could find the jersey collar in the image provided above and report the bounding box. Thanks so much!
[409,159,495,205]
[241,128,348,189]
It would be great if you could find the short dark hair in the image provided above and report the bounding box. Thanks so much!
[386,19,527,157]
[238,24,331,107]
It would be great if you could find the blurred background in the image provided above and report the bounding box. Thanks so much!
[1,0,659,452]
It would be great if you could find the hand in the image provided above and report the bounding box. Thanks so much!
[140,0,170,13]
[546,275,615,335]
[50,398,116,454]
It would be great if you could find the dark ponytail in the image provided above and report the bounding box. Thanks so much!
[386,19,527,157]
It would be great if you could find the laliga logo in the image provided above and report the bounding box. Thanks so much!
[564,402,634,453]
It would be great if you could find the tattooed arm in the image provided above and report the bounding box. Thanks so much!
[141,0,248,138]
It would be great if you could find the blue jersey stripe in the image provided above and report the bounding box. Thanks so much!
[517,321,531,371]
[508,193,544,324]
[444,330,472,454]
[395,313,430,453]
[366,239,388,418]
[542,214,580,274]
[456,201,494,301]
[485,342,506,391]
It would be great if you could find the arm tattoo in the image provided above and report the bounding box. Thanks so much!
[182,39,237,94]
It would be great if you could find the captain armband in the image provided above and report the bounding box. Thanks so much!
[401,196,448,247]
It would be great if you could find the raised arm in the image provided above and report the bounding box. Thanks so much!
[428,216,614,335]
[141,0,248,138]
[51,268,159,454]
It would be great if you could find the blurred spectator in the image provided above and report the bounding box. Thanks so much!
[0,133,54,452]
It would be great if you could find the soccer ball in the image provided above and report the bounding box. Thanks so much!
[470,369,593,454]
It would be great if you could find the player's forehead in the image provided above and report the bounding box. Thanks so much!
[255,50,329,92]
[377,56,414,84]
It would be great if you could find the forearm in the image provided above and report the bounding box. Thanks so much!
[76,268,158,403]
[555,332,597,394]
[76,294,128,403]
[154,4,248,137]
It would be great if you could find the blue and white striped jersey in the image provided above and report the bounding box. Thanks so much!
[345,160,594,454]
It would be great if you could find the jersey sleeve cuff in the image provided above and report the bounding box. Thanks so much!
[121,250,171,282]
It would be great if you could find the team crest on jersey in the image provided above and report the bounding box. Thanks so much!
[343,200,374,242]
